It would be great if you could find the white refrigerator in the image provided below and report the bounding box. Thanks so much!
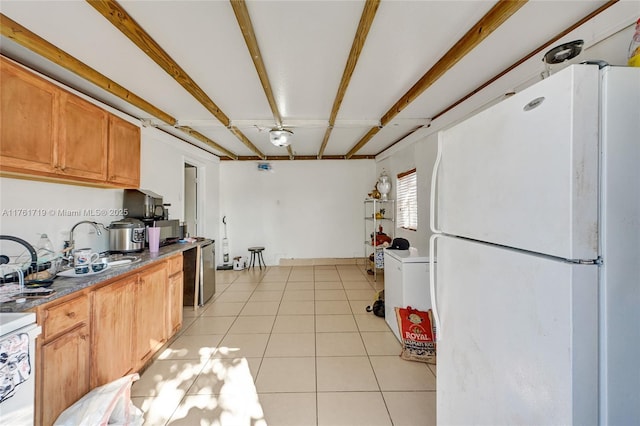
[429,64,639,425]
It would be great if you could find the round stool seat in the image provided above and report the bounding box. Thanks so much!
[248,247,266,269]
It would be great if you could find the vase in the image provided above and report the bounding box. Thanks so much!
[377,171,391,201]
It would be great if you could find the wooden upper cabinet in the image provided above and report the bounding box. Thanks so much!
[58,92,109,180]
[0,56,141,187]
[0,57,58,174]
[108,114,140,188]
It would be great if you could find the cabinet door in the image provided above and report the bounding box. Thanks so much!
[108,115,140,187]
[40,324,90,426]
[135,263,168,365]
[168,273,184,337]
[58,92,108,180]
[0,57,58,174]
[91,276,136,388]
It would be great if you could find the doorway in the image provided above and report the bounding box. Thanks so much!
[184,163,198,237]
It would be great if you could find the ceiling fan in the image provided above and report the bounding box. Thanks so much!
[251,123,294,147]
[268,128,293,147]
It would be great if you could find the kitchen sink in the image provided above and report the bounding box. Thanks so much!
[102,254,141,267]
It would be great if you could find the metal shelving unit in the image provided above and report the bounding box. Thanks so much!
[364,198,394,281]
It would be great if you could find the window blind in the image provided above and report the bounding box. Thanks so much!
[396,168,417,230]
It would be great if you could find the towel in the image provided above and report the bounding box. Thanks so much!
[0,332,31,402]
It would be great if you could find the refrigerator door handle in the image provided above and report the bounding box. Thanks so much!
[429,234,442,340]
[430,137,443,234]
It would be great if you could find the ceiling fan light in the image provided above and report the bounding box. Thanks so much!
[269,129,293,147]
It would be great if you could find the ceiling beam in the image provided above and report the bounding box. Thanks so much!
[318,0,380,159]
[87,0,266,159]
[0,13,175,126]
[174,127,238,160]
[429,0,620,123]
[231,0,282,127]
[0,13,237,159]
[373,0,620,158]
[346,0,527,158]
[220,155,376,161]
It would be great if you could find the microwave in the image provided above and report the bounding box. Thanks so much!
[147,220,180,245]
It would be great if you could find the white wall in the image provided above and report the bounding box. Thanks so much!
[375,134,438,256]
[0,178,122,254]
[139,126,220,244]
[220,159,375,265]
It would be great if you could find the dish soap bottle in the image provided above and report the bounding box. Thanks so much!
[628,18,640,67]
[37,233,54,256]
[36,233,58,273]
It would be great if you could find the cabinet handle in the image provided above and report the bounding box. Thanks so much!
[66,311,76,319]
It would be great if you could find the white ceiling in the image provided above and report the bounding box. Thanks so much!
[1,0,638,160]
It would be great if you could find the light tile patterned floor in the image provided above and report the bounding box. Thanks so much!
[131,265,436,425]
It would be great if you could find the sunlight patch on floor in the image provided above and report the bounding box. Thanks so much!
[167,355,266,425]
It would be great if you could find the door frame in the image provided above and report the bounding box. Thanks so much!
[183,157,205,237]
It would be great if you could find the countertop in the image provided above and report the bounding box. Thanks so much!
[0,239,213,313]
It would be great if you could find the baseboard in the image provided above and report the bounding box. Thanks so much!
[278,257,367,266]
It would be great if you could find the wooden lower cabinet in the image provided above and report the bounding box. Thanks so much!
[39,323,90,426]
[35,255,184,424]
[36,293,90,426]
[168,273,184,337]
[167,254,184,337]
[135,263,168,366]
[91,275,136,388]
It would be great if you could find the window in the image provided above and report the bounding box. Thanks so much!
[397,168,417,231]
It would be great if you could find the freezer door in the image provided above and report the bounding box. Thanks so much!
[435,65,599,260]
[434,235,598,425]
[599,66,640,425]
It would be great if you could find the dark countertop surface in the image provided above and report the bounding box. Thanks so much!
[0,239,213,313]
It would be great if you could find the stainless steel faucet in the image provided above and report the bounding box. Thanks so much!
[65,221,103,262]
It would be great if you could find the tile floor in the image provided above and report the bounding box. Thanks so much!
[131,264,436,426]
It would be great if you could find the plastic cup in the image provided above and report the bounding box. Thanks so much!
[148,227,161,253]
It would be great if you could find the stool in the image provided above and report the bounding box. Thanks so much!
[248,247,265,269]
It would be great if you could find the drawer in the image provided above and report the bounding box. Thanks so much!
[168,254,183,276]
[41,294,89,340]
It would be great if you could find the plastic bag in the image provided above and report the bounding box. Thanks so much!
[395,306,436,364]
[54,373,143,426]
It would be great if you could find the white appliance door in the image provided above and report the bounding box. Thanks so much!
[0,320,41,426]
[435,65,599,260]
[434,235,598,425]
[599,66,640,425]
